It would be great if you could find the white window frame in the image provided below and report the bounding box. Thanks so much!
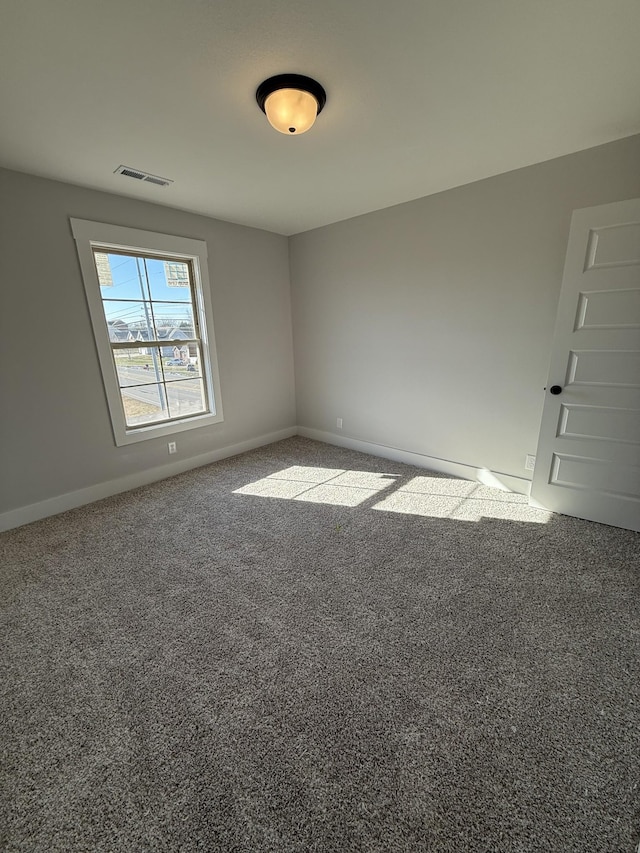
[71,218,224,446]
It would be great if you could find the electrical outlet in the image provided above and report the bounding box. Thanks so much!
[336,418,343,429]
[168,441,177,454]
[525,454,536,471]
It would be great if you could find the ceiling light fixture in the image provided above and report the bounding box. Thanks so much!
[256,74,326,136]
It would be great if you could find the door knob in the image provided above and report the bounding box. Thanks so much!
[549,385,562,395]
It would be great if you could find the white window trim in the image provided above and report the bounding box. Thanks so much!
[71,218,224,446]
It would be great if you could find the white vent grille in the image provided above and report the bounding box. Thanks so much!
[114,165,173,187]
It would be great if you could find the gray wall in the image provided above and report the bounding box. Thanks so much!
[0,169,295,514]
[289,134,640,480]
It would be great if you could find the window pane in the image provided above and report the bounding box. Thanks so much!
[114,348,164,386]
[96,253,151,301]
[103,300,157,339]
[163,350,195,371]
[152,301,196,338]
[147,258,192,302]
[162,347,203,379]
[166,378,207,419]
[120,383,168,427]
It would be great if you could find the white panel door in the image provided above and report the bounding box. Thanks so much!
[531,198,640,532]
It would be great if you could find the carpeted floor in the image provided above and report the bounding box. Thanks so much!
[1,436,639,852]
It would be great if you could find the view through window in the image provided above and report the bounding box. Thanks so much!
[95,250,207,428]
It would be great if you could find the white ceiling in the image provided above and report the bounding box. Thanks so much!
[1,0,639,235]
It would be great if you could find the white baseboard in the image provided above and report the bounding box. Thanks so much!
[297,426,531,496]
[2,425,532,533]
[0,427,297,533]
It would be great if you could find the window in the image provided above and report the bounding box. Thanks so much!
[72,220,223,445]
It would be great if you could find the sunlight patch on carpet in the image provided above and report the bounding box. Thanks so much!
[374,475,550,523]
[233,467,550,523]
[234,466,397,507]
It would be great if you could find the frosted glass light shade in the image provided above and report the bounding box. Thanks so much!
[264,88,318,135]
[256,74,327,136]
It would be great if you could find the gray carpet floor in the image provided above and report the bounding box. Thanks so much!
[1,436,639,852]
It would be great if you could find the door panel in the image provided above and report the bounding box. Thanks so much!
[567,349,640,387]
[586,223,640,269]
[576,288,640,328]
[531,198,640,531]
[558,404,640,445]
[549,453,639,497]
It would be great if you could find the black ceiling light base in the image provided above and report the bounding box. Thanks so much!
[256,74,327,115]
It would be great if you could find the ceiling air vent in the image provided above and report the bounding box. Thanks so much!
[114,165,173,187]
